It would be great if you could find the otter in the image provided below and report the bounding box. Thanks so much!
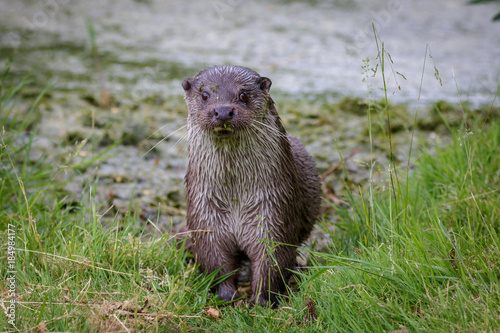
[181,65,320,307]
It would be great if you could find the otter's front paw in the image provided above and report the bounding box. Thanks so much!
[218,285,241,303]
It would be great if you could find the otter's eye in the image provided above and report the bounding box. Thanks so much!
[239,91,249,103]
[202,92,210,101]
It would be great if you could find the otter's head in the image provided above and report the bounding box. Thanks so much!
[182,65,274,139]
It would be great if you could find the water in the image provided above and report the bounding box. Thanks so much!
[1,0,499,106]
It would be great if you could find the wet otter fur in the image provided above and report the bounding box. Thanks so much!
[182,65,320,307]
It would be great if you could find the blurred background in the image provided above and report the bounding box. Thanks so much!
[1,0,499,105]
[1,0,499,229]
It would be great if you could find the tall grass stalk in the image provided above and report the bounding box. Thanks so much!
[299,26,500,332]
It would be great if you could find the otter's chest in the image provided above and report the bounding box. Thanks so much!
[207,164,271,213]
[187,140,293,232]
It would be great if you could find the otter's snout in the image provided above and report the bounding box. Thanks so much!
[212,106,235,123]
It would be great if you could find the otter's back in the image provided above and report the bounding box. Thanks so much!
[287,134,321,238]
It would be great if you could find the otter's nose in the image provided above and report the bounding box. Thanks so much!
[213,106,235,122]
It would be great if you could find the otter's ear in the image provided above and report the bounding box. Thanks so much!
[258,77,272,93]
[182,78,193,91]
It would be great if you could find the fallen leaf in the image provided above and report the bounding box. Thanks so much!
[35,323,47,333]
[203,307,220,320]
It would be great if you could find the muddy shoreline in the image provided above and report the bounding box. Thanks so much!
[7,78,498,239]
[1,0,499,240]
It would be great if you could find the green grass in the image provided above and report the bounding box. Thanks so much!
[1,46,500,332]
[305,117,500,331]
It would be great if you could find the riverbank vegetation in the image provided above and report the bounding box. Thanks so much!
[1,52,499,331]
